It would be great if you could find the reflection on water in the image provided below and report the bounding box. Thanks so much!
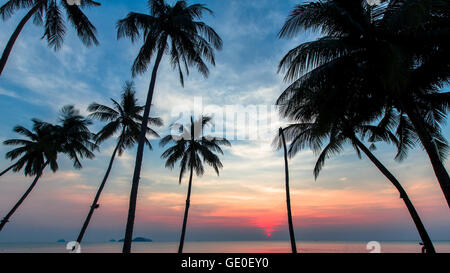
[1,241,449,253]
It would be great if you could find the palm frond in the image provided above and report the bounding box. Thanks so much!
[161,116,230,181]
[0,0,35,21]
[61,1,99,47]
[42,2,66,50]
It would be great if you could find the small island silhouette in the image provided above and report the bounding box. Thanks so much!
[117,237,152,242]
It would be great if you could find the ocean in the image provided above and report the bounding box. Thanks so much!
[1,241,450,253]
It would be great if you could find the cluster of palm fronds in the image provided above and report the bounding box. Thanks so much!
[0,0,228,254]
[0,80,229,253]
[0,0,449,254]
[275,0,450,254]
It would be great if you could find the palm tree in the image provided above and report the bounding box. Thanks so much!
[0,105,96,232]
[160,116,230,253]
[276,63,437,252]
[116,0,222,253]
[75,81,163,245]
[282,120,435,253]
[274,128,297,254]
[278,0,450,207]
[0,0,101,76]
[0,120,57,232]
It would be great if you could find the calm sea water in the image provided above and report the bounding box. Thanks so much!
[1,241,450,253]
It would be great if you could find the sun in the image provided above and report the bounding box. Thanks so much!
[266,233,272,237]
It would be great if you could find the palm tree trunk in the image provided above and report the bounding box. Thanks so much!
[122,41,167,254]
[401,102,450,208]
[0,2,43,77]
[0,163,17,177]
[351,136,436,253]
[178,164,194,254]
[0,161,48,232]
[280,128,297,254]
[76,141,120,244]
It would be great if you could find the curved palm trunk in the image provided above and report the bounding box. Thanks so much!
[0,163,17,177]
[179,121,196,253]
[351,136,436,253]
[76,142,120,244]
[178,164,194,254]
[122,42,166,254]
[0,161,48,232]
[279,128,297,254]
[402,102,450,209]
[0,2,43,77]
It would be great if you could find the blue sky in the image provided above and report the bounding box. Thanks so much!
[0,0,449,245]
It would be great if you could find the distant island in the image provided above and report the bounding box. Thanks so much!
[57,239,66,243]
[109,239,116,242]
[117,237,152,242]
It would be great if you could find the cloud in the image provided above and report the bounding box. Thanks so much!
[0,87,19,98]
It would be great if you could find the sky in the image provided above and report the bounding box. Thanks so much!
[0,0,449,244]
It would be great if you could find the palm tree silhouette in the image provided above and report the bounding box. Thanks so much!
[278,0,450,207]
[274,128,297,254]
[75,81,163,245]
[0,105,96,232]
[282,121,435,253]
[0,0,101,76]
[160,116,230,253]
[116,0,222,253]
[276,70,436,253]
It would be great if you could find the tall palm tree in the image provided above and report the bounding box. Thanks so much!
[0,105,96,232]
[274,128,297,254]
[75,81,163,245]
[0,120,57,232]
[282,120,435,253]
[276,63,437,252]
[116,0,222,253]
[278,0,450,207]
[160,116,230,253]
[0,0,101,76]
